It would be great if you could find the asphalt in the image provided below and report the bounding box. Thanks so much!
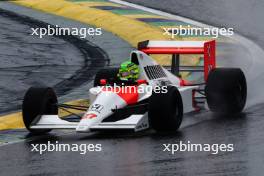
[124,0,264,49]
[0,2,133,104]
[0,11,79,112]
[1,108,264,176]
[0,9,109,113]
[1,0,264,176]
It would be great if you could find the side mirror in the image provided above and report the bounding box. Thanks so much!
[137,79,147,85]
[100,79,107,86]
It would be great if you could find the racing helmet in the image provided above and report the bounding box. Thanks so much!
[118,61,139,81]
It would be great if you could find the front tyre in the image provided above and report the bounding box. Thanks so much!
[205,68,247,113]
[149,86,183,132]
[22,87,58,134]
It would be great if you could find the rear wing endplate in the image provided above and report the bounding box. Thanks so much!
[138,40,216,81]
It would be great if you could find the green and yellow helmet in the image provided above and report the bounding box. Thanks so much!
[118,61,139,81]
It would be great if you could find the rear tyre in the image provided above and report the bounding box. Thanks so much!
[22,87,58,134]
[205,68,247,113]
[149,86,183,132]
[94,68,119,86]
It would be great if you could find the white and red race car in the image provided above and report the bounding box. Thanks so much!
[22,40,247,134]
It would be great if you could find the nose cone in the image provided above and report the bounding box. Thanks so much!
[76,113,97,132]
[76,90,128,132]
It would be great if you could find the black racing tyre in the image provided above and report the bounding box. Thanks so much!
[205,68,247,113]
[22,87,58,134]
[149,86,183,132]
[94,68,119,86]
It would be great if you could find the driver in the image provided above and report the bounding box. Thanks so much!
[117,61,139,84]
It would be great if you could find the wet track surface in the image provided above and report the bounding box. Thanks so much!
[125,0,264,49]
[1,108,264,176]
[1,1,264,176]
[0,10,108,113]
[0,12,79,112]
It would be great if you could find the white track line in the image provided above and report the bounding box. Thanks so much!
[110,0,264,78]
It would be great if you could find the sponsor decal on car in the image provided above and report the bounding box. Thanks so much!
[82,113,97,120]
[90,104,104,113]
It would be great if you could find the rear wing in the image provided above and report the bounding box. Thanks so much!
[138,40,216,81]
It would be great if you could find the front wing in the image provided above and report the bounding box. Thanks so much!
[30,113,149,132]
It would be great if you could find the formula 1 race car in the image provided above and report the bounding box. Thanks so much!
[22,40,247,134]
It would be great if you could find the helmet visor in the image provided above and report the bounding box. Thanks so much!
[120,72,130,77]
